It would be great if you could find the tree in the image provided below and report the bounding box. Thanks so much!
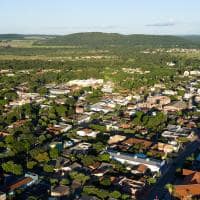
[121,194,131,200]
[27,161,37,169]
[2,161,23,175]
[89,124,106,132]
[69,171,89,185]
[83,186,109,199]
[110,191,121,199]
[38,135,46,144]
[80,155,96,166]
[50,178,58,186]
[100,177,111,186]
[98,153,110,162]
[147,177,156,185]
[49,148,59,159]
[43,164,54,173]
[93,142,105,153]
[34,152,49,163]
[60,178,70,185]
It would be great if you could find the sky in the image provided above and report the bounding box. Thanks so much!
[0,0,200,35]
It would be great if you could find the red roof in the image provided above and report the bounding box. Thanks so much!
[7,177,32,191]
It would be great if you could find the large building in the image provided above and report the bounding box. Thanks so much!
[107,150,165,172]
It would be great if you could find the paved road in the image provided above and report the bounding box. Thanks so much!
[143,138,200,200]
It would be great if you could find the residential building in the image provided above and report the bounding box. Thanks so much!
[173,169,200,200]
[51,185,70,197]
[108,150,165,172]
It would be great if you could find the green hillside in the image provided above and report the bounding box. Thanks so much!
[34,32,199,48]
[0,34,54,40]
[0,34,27,40]
[182,35,200,44]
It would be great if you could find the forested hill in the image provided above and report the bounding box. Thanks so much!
[0,34,54,40]
[182,35,200,44]
[33,32,199,48]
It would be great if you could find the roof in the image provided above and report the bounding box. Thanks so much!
[108,135,126,144]
[7,177,33,191]
[173,169,200,199]
[51,185,70,196]
[108,150,164,168]
[174,184,200,199]
[11,119,28,128]
[136,164,148,174]
[182,169,200,184]
[88,162,101,170]
[122,138,152,149]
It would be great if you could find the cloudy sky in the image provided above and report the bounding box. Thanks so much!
[0,0,200,35]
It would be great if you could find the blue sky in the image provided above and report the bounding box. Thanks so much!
[1,0,200,35]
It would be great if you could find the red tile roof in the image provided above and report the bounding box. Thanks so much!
[7,177,33,191]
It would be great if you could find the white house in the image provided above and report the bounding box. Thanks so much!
[49,89,70,95]
[77,129,99,138]
[108,151,165,173]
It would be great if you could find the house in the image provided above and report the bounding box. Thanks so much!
[8,119,28,129]
[190,70,200,76]
[0,132,10,137]
[132,164,148,175]
[77,128,99,138]
[49,88,70,95]
[25,173,38,184]
[113,96,130,106]
[161,130,189,140]
[54,98,66,105]
[67,79,104,87]
[101,82,113,93]
[166,62,176,67]
[147,96,171,106]
[120,123,132,129]
[108,135,126,145]
[90,102,113,114]
[103,120,119,131]
[47,123,72,135]
[184,93,194,100]
[152,142,178,153]
[51,185,70,197]
[108,150,165,172]
[163,101,187,112]
[137,95,171,110]
[92,168,110,177]
[52,157,71,172]
[173,169,200,200]
[63,140,74,148]
[70,143,92,154]
[122,138,153,150]
[76,114,91,124]
[6,177,34,195]
[162,90,177,96]
[92,162,113,177]
[88,162,101,171]
[161,125,193,140]
[75,105,84,114]
[118,177,145,199]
